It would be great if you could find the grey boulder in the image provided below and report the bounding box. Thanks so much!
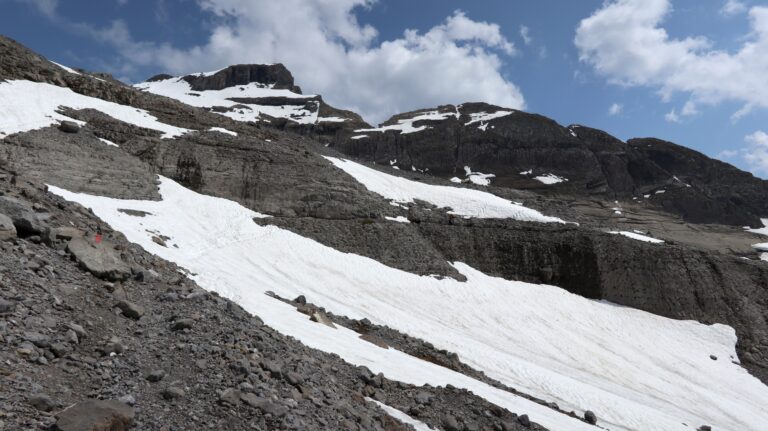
[67,237,131,281]
[53,399,134,431]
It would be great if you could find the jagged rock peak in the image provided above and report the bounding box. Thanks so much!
[179,64,302,93]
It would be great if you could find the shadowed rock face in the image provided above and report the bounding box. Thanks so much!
[330,102,768,227]
[181,64,303,93]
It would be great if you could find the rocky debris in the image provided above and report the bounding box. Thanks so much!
[161,386,186,400]
[67,236,131,281]
[58,120,81,133]
[114,300,144,320]
[53,400,135,431]
[309,310,336,328]
[0,297,16,314]
[584,410,597,425]
[0,212,17,240]
[29,394,56,412]
[146,370,166,382]
[0,196,44,235]
[697,426,712,431]
[170,318,194,331]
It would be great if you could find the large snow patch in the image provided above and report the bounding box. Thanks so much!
[0,80,189,139]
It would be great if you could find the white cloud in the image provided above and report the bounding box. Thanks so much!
[743,130,768,173]
[15,0,59,19]
[520,25,532,45]
[94,1,523,124]
[720,0,747,16]
[575,0,768,120]
[608,103,623,115]
[665,109,681,123]
[715,131,768,175]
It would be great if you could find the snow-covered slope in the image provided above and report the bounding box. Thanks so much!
[326,157,562,222]
[50,176,768,431]
[0,80,190,139]
[134,75,323,125]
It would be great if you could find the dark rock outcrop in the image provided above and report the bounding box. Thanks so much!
[181,64,302,93]
[331,102,768,226]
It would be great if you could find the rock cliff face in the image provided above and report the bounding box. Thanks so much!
[330,102,768,226]
[182,64,302,93]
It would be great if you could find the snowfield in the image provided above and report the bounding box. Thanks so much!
[49,177,768,431]
[134,77,321,125]
[326,157,563,222]
[0,80,189,139]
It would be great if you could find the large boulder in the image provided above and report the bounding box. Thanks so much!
[53,399,134,431]
[0,196,43,235]
[67,237,131,281]
[0,213,16,240]
[59,120,80,133]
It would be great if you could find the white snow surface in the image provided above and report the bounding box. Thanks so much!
[351,135,369,140]
[98,138,119,148]
[748,218,768,237]
[534,174,567,185]
[208,127,238,136]
[134,77,319,125]
[384,216,410,223]
[326,157,563,222]
[49,61,81,75]
[48,177,768,431]
[367,399,431,431]
[463,166,496,186]
[609,231,664,244]
[355,110,458,135]
[0,80,189,139]
[465,110,513,126]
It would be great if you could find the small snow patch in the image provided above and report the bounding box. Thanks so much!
[50,61,81,75]
[98,138,119,148]
[534,174,567,185]
[351,135,369,140]
[208,127,238,136]
[609,231,664,244]
[385,216,410,223]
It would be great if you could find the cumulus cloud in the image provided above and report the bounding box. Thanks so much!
[715,131,768,175]
[608,103,623,116]
[665,109,681,123]
[575,0,768,120]
[720,0,747,16]
[743,130,768,173]
[520,25,532,45]
[85,0,523,124]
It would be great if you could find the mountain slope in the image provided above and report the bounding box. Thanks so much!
[2,35,768,431]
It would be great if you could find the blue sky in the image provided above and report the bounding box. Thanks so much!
[2,0,768,177]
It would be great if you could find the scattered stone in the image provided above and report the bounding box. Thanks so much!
[161,386,185,400]
[0,297,15,314]
[443,415,461,431]
[52,227,84,240]
[518,414,531,428]
[709,355,717,361]
[29,393,55,412]
[115,300,144,320]
[218,388,241,405]
[24,331,51,348]
[294,295,306,304]
[67,237,131,281]
[0,196,43,235]
[697,426,712,431]
[146,369,166,382]
[58,120,80,133]
[67,322,87,339]
[171,318,194,331]
[0,213,16,241]
[584,410,597,425]
[309,311,336,328]
[53,399,134,431]
[50,342,71,358]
